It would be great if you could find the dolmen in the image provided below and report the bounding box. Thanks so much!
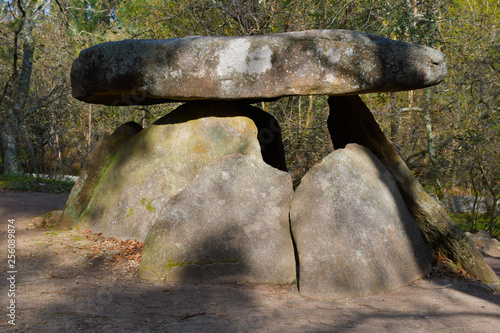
[63,29,500,299]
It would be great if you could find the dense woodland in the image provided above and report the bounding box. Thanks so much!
[1,0,499,235]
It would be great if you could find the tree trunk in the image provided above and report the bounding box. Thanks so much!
[389,92,399,149]
[327,95,499,290]
[1,4,35,174]
[88,104,92,154]
[423,88,444,200]
[1,115,19,174]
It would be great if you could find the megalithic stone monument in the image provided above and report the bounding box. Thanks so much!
[67,29,499,298]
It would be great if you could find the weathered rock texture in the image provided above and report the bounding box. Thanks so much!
[140,154,296,284]
[73,103,268,240]
[327,95,500,289]
[470,231,492,249]
[65,29,470,294]
[484,239,500,258]
[154,101,287,171]
[290,144,432,300]
[71,30,446,105]
[449,195,500,214]
[59,122,142,228]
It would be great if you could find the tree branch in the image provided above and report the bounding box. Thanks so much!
[17,0,26,17]
[20,86,67,123]
[29,0,52,21]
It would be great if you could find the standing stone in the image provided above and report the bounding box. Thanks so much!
[327,95,500,288]
[155,101,287,172]
[59,121,142,228]
[140,154,296,284]
[290,144,432,300]
[74,102,265,241]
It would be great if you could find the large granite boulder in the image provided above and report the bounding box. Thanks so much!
[71,30,446,105]
[140,154,296,284]
[59,122,142,228]
[73,102,272,241]
[290,144,432,300]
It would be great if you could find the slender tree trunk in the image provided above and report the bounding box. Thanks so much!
[423,88,444,200]
[1,115,19,174]
[389,92,399,149]
[88,104,92,154]
[2,11,35,174]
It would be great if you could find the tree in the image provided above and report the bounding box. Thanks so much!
[1,0,54,174]
[433,0,500,233]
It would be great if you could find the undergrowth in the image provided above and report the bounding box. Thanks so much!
[0,174,74,193]
[450,212,500,239]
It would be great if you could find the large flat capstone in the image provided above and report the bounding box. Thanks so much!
[71,30,446,105]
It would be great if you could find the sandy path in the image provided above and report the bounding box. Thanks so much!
[1,190,499,332]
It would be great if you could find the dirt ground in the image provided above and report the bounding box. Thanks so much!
[0,190,499,333]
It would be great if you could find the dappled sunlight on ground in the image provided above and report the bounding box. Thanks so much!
[1,190,499,332]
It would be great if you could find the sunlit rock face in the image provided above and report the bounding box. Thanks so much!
[71,29,446,106]
[290,144,433,300]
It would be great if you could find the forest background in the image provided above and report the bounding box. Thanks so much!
[1,0,499,236]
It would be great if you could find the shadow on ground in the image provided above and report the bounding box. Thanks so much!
[1,191,499,332]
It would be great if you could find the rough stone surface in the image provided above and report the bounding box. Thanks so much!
[154,101,287,171]
[60,122,142,228]
[470,231,493,249]
[74,103,265,241]
[71,30,446,105]
[290,144,433,300]
[449,195,500,214]
[140,154,296,284]
[484,239,500,258]
[327,95,500,286]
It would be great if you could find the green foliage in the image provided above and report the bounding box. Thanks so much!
[67,0,120,33]
[451,212,500,238]
[0,174,74,193]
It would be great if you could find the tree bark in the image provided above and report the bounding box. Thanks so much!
[1,2,36,174]
[327,95,499,289]
[1,115,19,174]
[423,88,444,200]
[389,92,399,149]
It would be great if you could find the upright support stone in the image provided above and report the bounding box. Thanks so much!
[59,121,142,228]
[140,154,296,284]
[290,144,432,300]
[72,102,268,241]
[327,95,500,289]
[154,101,287,171]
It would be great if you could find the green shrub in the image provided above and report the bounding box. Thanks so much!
[450,212,500,238]
[0,174,74,193]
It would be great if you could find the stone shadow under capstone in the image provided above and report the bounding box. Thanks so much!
[167,228,251,283]
[154,100,288,172]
